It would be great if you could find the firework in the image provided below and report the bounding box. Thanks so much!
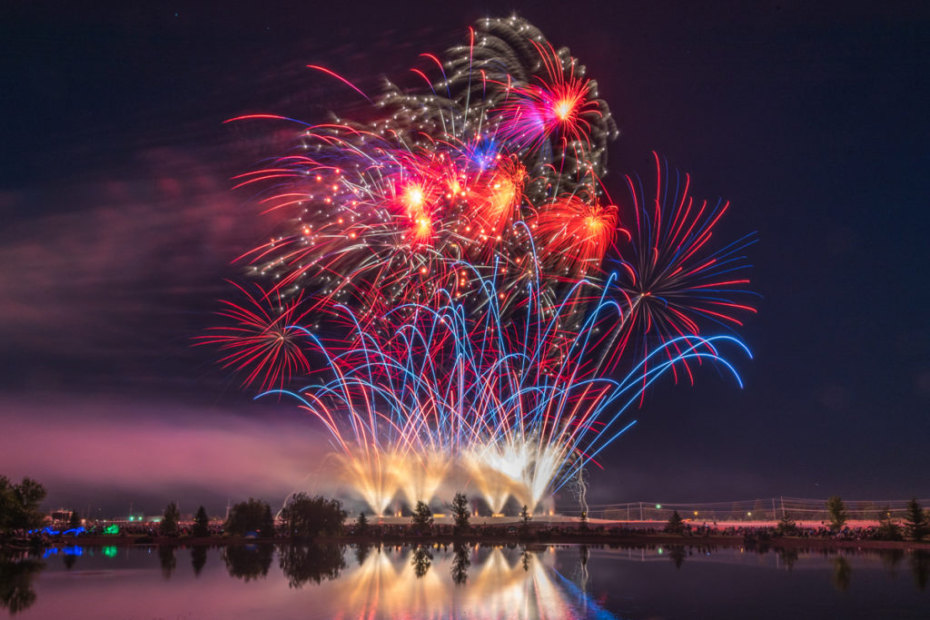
[227,16,619,325]
[195,281,313,391]
[260,273,748,513]
[605,152,758,385]
[204,16,757,514]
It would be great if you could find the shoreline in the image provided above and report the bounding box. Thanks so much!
[7,533,930,553]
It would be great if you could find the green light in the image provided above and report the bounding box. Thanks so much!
[128,516,134,522]
[104,524,119,535]
[103,546,117,558]
[658,547,664,555]
[655,504,662,509]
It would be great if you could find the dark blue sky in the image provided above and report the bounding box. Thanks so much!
[1,1,928,514]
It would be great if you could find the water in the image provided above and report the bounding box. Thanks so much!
[2,544,927,618]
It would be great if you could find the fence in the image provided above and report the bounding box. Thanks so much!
[562,497,930,523]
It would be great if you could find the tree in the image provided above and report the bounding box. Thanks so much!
[0,478,12,532]
[355,512,368,535]
[904,498,928,542]
[0,477,47,533]
[826,496,847,531]
[776,512,797,536]
[665,510,685,535]
[192,506,210,538]
[877,506,902,541]
[451,493,470,534]
[160,502,180,537]
[280,494,346,539]
[225,498,276,537]
[411,501,433,535]
[68,511,81,530]
[519,505,531,535]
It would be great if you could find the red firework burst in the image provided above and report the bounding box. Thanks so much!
[196,282,313,391]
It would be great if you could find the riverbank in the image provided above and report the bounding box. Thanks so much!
[8,531,930,553]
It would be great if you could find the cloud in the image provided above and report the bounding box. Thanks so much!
[0,395,329,514]
[0,147,258,356]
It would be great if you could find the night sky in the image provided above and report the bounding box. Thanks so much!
[2,1,928,516]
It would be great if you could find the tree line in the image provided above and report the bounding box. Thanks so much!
[4,475,930,543]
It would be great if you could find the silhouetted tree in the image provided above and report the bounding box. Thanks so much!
[665,510,685,534]
[191,506,209,538]
[411,501,433,535]
[68,511,81,530]
[160,502,180,537]
[262,504,274,537]
[451,493,470,535]
[0,481,12,533]
[280,494,346,539]
[826,496,847,531]
[279,543,346,588]
[0,477,47,533]
[158,545,176,580]
[776,512,797,536]
[519,505,531,535]
[411,545,432,578]
[451,542,470,585]
[876,506,902,541]
[223,544,273,581]
[191,546,208,576]
[225,498,275,537]
[355,512,368,535]
[904,498,928,542]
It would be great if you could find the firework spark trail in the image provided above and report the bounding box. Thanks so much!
[605,152,759,386]
[224,16,620,327]
[204,16,758,514]
[194,281,313,392]
[257,271,748,513]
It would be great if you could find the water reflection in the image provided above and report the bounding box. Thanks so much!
[912,551,929,590]
[881,547,904,577]
[61,554,77,571]
[411,544,433,578]
[191,545,208,576]
[157,545,176,580]
[451,542,470,585]
[667,545,687,570]
[5,544,930,618]
[777,547,799,571]
[278,544,345,588]
[831,556,852,592]
[330,544,613,619]
[223,544,273,581]
[0,553,43,615]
